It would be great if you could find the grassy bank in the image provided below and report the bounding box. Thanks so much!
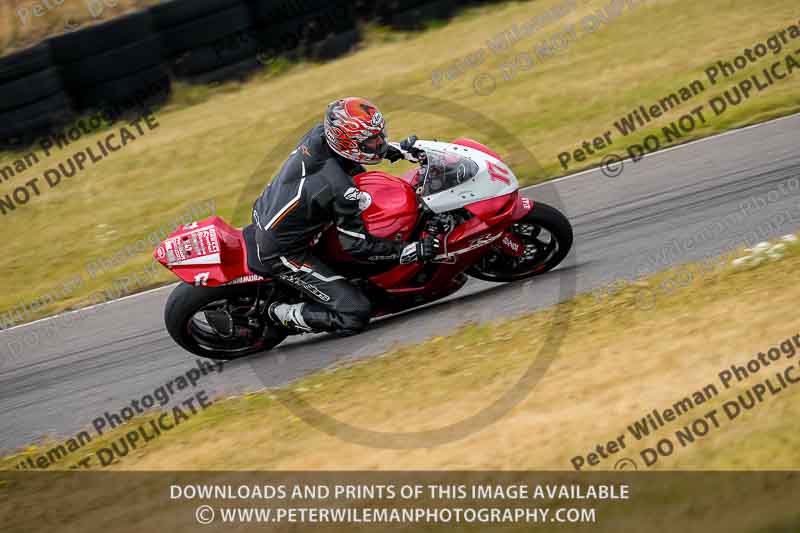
[3,233,799,471]
[1,0,799,323]
[0,0,161,55]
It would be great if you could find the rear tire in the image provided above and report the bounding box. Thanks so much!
[74,64,170,111]
[158,3,253,56]
[58,36,163,88]
[151,0,244,30]
[165,282,287,360]
[308,28,362,61]
[0,67,63,112]
[48,12,154,64]
[467,201,573,282]
[0,43,52,83]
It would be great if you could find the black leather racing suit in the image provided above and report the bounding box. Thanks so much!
[250,124,404,335]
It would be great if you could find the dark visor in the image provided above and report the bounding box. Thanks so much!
[361,132,388,156]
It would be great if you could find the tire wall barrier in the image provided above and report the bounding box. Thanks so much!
[0,0,494,147]
[49,11,170,113]
[0,44,74,147]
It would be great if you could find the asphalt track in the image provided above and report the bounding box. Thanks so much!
[1,114,799,453]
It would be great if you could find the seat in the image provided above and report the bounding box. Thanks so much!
[242,223,270,276]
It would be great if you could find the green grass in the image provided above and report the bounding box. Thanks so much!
[1,0,799,324]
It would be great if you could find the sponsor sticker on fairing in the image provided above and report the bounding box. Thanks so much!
[503,235,520,253]
[183,227,220,257]
[225,274,266,285]
[165,239,185,262]
[202,227,220,253]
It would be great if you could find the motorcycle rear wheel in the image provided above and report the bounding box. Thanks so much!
[164,282,287,360]
[467,201,573,282]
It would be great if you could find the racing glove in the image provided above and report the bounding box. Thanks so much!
[385,144,404,163]
[399,134,418,152]
[400,235,441,264]
[425,215,453,236]
[385,135,419,163]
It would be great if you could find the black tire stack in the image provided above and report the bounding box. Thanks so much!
[247,0,361,62]
[0,44,73,149]
[153,0,262,84]
[49,12,169,117]
[0,0,479,146]
[378,0,459,31]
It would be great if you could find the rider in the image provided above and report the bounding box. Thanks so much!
[251,97,440,336]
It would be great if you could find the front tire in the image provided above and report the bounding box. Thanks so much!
[467,201,573,282]
[164,282,287,360]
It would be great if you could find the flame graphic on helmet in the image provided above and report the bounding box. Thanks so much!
[324,97,387,164]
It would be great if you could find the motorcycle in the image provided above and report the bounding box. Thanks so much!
[155,138,573,360]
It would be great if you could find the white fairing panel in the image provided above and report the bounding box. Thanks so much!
[415,140,519,214]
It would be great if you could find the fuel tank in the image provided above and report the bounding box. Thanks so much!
[355,171,419,241]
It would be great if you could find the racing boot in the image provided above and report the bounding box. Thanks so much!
[267,302,313,333]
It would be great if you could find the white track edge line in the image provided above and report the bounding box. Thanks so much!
[0,283,179,334]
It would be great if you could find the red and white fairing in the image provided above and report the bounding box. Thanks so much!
[414,139,520,214]
[154,216,264,287]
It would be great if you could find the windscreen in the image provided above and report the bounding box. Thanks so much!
[420,149,480,196]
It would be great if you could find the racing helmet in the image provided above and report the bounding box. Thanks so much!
[323,97,388,165]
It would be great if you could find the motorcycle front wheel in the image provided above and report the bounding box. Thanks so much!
[164,282,287,360]
[467,201,573,282]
